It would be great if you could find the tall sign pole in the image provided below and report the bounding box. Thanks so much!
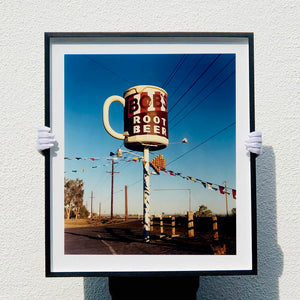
[143,147,150,242]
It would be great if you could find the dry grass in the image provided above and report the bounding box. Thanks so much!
[64,217,129,228]
[64,218,102,228]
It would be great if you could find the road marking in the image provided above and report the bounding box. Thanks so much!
[97,234,117,255]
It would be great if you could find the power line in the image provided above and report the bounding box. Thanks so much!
[162,55,187,89]
[167,121,235,166]
[168,55,205,100]
[87,57,133,85]
[169,58,234,124]
[170,70,235,130]
[168,54,221,113]
[125,178,143,189]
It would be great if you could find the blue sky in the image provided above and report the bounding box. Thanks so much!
[64,53,236,216]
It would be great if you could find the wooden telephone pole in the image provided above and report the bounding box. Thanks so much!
[106,159,119,220]
[99,202,101,220]
[90,191,94,219]
[225,181,229,216]
[125,185,128,221]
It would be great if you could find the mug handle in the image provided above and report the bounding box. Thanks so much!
[103,95,125,140]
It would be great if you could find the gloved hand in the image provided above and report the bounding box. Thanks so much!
[245,131,262,155]
[36,126,55,151]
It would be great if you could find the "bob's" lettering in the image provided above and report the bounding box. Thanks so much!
[129,92,167,115]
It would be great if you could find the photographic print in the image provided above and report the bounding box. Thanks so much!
[45,33,256,276]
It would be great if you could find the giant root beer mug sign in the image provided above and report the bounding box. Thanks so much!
[103,85,168,151]
[103,85,168,242]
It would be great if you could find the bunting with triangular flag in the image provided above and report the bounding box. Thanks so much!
[219,186,225,194]
[232,189,236,199]
[64,153,237,199]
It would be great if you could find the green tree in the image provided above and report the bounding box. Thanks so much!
[79,205,89,219]
[194,205,212,217]
[64,178,84,219]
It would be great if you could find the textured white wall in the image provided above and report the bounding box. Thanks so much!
[1,1,299,299]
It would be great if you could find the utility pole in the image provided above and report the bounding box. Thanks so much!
[125,185,128,221]
[90,191,94,219]
[225,181,229,216]
[99,202,101,220]
[107,159,119,220]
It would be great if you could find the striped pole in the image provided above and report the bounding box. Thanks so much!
[143,147,150,242]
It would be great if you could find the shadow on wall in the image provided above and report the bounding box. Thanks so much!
[83,146,283,300]
[84,277,111,300]
[197,146,283,299]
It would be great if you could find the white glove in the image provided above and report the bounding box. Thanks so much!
[36,126,55,151]
[245,131,262,155]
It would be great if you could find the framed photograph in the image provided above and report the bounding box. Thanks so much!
[45,32,257,276]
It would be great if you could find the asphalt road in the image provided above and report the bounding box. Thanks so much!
[65,220,214,255]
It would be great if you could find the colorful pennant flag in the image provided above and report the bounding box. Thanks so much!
[207,183,217,191]
[232,189,236,199]
[219,186,225,194]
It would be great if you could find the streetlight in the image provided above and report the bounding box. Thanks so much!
[168,138,188,145]
[117,148,143,159]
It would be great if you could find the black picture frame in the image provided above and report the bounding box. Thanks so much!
[45,32,257,277]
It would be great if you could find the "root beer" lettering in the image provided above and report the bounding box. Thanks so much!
[132,114,167,136]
